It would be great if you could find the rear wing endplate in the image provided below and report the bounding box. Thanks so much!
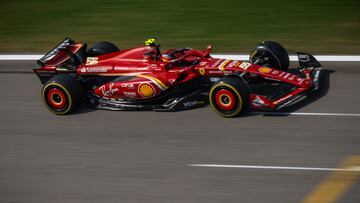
[297,52,321,68]
[37,38,75,66]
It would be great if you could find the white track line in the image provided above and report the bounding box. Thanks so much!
[212,54,360,62]
[252,112,360,117]
[1,54,360,61]
[0,55,42,60]
[188,164,360,172]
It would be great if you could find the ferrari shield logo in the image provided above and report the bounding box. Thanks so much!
[199,68,205,75]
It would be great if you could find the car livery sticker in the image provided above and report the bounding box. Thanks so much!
[85,57,98,65]
[258,67,272,73]
[218,59,231,71]
[80,67,107,73]
[138,83,155,97]
[239,62,251,70]
[228,60,241,67]
[99,83,119,97]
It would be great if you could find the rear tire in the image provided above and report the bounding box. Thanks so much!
[41,74,83,115]
[209,77,249,117]
[87,41,120,57]
[249,41,290,71]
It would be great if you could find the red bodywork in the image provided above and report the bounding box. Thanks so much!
[35,41,317,110]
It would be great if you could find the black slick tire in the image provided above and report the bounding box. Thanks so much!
[209,77,250,117]
[41,74,83,115]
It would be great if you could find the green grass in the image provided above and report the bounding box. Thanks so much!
[0,0,359,54]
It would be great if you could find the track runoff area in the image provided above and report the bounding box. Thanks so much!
[1,54,360,202]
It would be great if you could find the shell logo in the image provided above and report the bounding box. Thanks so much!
[258,67,272,73]
[138,83,155,97]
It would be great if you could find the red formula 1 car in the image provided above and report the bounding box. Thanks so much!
[34,38,322,117]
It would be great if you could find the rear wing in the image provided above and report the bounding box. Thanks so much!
[34,38,87,84]
[37,38,76,67]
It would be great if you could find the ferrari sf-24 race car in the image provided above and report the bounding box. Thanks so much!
[34,38,322,117]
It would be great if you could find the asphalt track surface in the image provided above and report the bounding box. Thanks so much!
[0,61,360,203]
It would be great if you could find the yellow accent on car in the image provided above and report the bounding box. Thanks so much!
[199,68,205,75]
[209,83,243,117]
[41,82,72,115]
[139,83,154,97]
[250,50,257,59]
[49,92,63,106]
[218,94,232,107]
[137,74,168,90]
[218,59,231,71]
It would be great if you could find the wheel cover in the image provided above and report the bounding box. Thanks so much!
[47,88,67,109]
[42,82,72,114]
[209,83,244,117]
[215,89,236,110]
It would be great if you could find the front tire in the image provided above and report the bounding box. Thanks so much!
[249,41,290,71]
[209,77,249,117]
[41,74,83,115]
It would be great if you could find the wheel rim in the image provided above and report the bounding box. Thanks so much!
[42,83,71,114]
[215,89,236,110]
[209,83,244,117]
[47,88,67,109]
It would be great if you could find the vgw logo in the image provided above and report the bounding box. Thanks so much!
[183,101,197,108]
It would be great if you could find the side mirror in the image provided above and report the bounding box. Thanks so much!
[206,45,212,53]
[204,45,212,57]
